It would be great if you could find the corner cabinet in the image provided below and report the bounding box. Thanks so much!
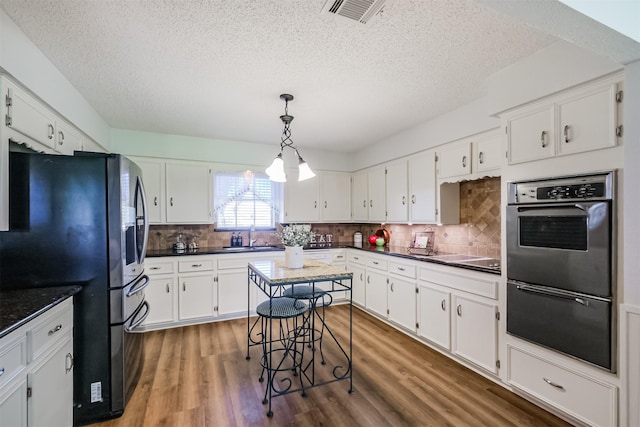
[0,298,74,427]
[504,73,622,165]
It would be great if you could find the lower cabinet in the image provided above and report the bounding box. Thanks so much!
[144,275,176,325]
[365,268,388,318]
[387,274,417,333]
[0,298,74,427]
[217,269,249,316]
[178,274,216,320]
[417,264,499,375]
[349,264,366,307]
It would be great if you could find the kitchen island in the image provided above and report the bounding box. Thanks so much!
[246,258,353,416]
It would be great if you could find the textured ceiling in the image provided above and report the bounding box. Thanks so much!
[0,1,567,152]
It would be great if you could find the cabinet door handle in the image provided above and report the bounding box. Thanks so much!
[370,200,373,208]
[564,125,570,143]
[154,196,158,206]
[478,151,484,164]
[373,261,379,265]
[401,196,406,205]
[353,256,359,260]
[48,324,63,336]
[456,304,462,316]
[47,123,54,139]
[397,267,405,271]
[314,201,317,209]
[183,282,186,291]
[462,155,467,168]
[58,130,65,145]
[192,263,202,268]
[0,368,5,377]
[411,195,416,204]
[363,200,367,208]
[170,197,174,206]
[360,273,363,281]
[540,130,547,147]
[543,377,565,390]
[367,276,370,284]
[150,266,160,270]
[324,201,328,208]
[441,299,446,311]
[65,353,74,374]
[166,284,170,293]
[390,283,394,292]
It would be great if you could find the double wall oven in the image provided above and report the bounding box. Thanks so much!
[506,172,615,371]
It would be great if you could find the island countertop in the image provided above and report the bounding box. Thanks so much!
[249,258,352,286]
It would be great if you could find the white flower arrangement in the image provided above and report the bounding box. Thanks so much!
[276,224,316,247]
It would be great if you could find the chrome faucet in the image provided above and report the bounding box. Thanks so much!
[249,224,257,247]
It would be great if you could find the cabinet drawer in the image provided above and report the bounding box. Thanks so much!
[178,259,215,272]
[331,249,346,263]
[28,304,73,363]
[347,252,365,265]
[218,256,250,270]
[147,261,174,275]
[388,261,416,278]
[0,337,26,387]
[507,345,616,427]
[367,257,387,271]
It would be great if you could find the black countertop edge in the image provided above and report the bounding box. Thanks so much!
[147,244,501,275]
[0,285,82,339]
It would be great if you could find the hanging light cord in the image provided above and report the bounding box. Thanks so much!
[279,98,295,151]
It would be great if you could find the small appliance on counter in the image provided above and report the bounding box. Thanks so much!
[353,232,363,247]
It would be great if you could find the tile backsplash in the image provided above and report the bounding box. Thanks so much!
[148,177,501,260]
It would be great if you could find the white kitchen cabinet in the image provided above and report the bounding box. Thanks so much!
[4,81,57,152]
[556,83,618,156]
[367,166,386,222]
[319,172,351,221]
[385,160,408,223]
[473,132,502,173]
[437,143,471,179]
[0,297,74,427]
[365,269,387,318]
[81,137,108,153]
[505,104,556,164]
[408,151,437,224]
[451,293,498,374]
[27,338,73,427]
[387,274,416,332]
[284,170,320,222]
[351,170,368,221]
[54,120,83,155]
[166,161,212,224]
[135,158,165,224]
[178,274,216,320]
[349,264,366,307]
[143,275,176,326]
[505,74,622,165]
[0,378,27,427]
[417,283,450,349]
[217,269,249,316]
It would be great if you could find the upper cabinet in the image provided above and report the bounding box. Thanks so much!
[284,171,351,223]
[504,73,622,165]
[165,162,213,224]
[437,129,502,181]
[134,158,165,224]
[408,150,437,224]
[351,170,369,222]
[367,166,387,223]
[385,160,408,223]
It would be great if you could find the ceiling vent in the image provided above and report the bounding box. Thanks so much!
[321,0,387,25]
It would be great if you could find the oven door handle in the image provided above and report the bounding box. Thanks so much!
[513,283,590,306]
[516,204,589,214]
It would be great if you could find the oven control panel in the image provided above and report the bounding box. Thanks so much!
[508,172,613,204]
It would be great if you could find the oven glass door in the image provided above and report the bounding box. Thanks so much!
[506,201,611,297]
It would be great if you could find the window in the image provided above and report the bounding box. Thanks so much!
[214,171,283,229]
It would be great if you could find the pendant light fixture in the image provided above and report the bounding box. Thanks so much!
[265,94,315,182]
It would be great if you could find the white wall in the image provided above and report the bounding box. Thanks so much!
[623,59,640,305]
[110,128,354,172]
[486,40,623,115]
[0,9,110,149]
[351,96,500,171]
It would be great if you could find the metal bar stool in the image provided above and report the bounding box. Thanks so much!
[256,296,308,416]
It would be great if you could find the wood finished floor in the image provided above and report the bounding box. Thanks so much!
[93,305,571,427]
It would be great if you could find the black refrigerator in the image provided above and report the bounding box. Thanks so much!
[0,150,150,425]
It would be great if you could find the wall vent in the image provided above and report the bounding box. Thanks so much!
[321,0,387,25]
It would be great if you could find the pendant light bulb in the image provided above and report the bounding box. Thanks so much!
[266,152,286,182]
[297,151,315,181]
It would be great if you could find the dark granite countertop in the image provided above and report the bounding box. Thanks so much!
[0,285,82,339]
[148,243,500,275]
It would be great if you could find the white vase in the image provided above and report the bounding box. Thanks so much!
[284,245,304,269]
